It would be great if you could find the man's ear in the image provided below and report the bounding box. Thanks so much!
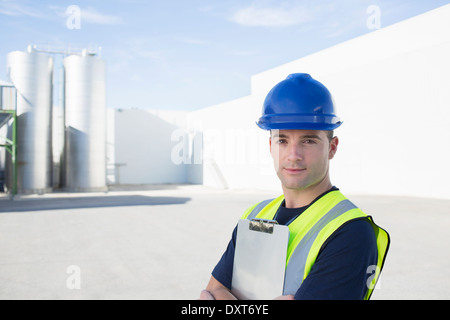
[329,136,339,160]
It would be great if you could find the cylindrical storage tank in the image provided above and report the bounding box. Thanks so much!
[6,48,53,194]
[63,53,107,191]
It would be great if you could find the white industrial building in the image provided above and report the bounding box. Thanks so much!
[107,4,450,200]
[1,4,449,200]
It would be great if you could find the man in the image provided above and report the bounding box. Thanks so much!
[200,73,390,300]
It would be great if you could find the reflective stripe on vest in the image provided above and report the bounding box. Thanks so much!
[240,190,390,300]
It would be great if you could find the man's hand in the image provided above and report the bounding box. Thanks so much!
[201,276,238,300]
[274,294,295,300]
[198,290,215,300]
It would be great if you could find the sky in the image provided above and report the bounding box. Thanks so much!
[1,0,449,111]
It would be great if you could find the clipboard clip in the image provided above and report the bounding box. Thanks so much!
[249,218,278,234]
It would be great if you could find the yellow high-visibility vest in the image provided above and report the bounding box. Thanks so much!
[241,190,390,300]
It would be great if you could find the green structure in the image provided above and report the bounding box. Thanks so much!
[0,84,17,196]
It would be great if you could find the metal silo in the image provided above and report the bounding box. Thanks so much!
[63,52,107,191]
[6,47,53,194]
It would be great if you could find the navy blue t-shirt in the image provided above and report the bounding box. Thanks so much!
[211,188,378,300]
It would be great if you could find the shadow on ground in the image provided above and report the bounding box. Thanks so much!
[0,195,191,213]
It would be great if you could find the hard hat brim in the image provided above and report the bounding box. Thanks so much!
[257,114,342,131]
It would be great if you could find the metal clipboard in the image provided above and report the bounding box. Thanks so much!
[231,218,289,300]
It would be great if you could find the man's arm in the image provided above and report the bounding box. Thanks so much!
[199,276,294,300]
[200,224,294,300]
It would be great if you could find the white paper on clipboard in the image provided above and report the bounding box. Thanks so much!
[231,218,289,300]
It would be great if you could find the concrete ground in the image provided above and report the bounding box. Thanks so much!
[0,184,449,300]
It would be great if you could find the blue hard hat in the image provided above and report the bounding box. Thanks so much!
[257,73,342,131]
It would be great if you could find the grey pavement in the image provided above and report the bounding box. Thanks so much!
[0,185,449,300]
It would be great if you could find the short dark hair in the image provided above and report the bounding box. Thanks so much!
[326,131,334,141]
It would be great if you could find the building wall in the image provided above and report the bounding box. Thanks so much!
[261,5,450,199]
[109,5,450,199]
[186,95,280,192]
[185,4,450,199]
[107,109,188,185]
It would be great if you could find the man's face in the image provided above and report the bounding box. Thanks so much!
[270,129,338,192]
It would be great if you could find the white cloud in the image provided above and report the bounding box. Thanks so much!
[230,4,313,27]
[127,37,163,60]
[225,49,259,56]
[174,37,209,46]
[111,36,163,67]
[0,2,121,26]
[81,6,123,25]
[49,5,123,25]
[0,1,46,18]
